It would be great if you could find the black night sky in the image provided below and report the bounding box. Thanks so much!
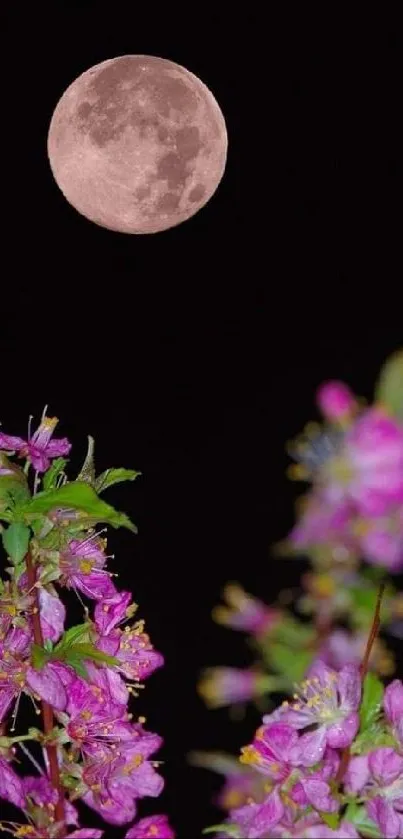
[1,6,402,837]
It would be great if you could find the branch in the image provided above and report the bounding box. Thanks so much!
[336,582,385,785]
[25,551,65,835]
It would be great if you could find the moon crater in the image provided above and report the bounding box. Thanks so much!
[47,54,228,233]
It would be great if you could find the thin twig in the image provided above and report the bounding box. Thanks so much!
[25,551,65,835]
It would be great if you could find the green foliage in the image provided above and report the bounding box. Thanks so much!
[351,722,395,755]
[351,672,391,755]
[2,521,31,565]
[76,436,96,485]
[1,522,31,563]
[0,457,30,521]
[31,644,50,670]
[95,467,141,493]
[56,623,93,648]
[360,673,384,730]
[21,481,137,532]
[345,803,381,837]
[203,825,240,837]
[43,458,68,490]
[51,636,119,680]
[375,349,403,421]
[267,642,314,683]
[319,811,339,830]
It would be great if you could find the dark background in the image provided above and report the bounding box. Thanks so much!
[1,5,402,837]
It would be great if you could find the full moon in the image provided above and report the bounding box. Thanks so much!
[47,55,228,234]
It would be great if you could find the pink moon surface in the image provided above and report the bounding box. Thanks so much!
[47,55,228,234]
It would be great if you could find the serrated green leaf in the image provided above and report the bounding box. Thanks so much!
[375,349,403,422]
[31,644,50,671]
[345,803,380,837]
[21,481,137,532]
[360,672,384,730]
[43,458,68,491]
[95,467,141,494]
[55,623,92,650]
[2,522,31,564]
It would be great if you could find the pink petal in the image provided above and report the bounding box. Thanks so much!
[337,665,361,712]
[344,755,370,794]
[0,757,25,808]
[39,588,66,643]
[300,778,337,812]
[316,381,356,421]
[27,663,67,710]
[368,747,403,786]
[367,796,401,839]
[0,433,26,450]
[291,727,328,766]
[125,815,175,839]
[260,723,299,762]
[384,680,403,725]
[327,711,359,748]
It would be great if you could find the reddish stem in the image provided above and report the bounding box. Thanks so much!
[336,583,385,785]
[26,552,65,835]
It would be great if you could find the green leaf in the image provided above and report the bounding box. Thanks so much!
[31,644,50,671]
[77,437,96,485]
[52,640,119,670]
[267,642,314,682]
[2,522,31,563]
[375,349,403,421]
[55,623,93,650]
[22,481,137,532]
[66,658,89,680]
[203,825,240,837]
[43,639,53,653]
[319,811,339,830]
[67,643,120,668]
[43,458,68,491]
[360,672,384,730]
[352,721,395,755]
[345,803,380,837]
[95,467,141,494]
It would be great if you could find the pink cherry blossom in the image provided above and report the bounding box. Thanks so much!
[0,415,71,472]
[316,380,356,422]
[65,675,130,755]
[264,662,361,765]
[82,727,164,825]
[213,583,280,636]
[96,624,164,683]
[230,788,284,838]
[125,815,175,838]
[94,590,133,635]
[60,534,116,601]
[198,668,267,708]
[239,722,300,783]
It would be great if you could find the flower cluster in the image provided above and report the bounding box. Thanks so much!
[214,664,403,838]
[197,350,403,836]
[0,414,174,838]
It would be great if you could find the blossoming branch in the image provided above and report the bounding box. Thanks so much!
[0,411,174,838]
[197,350,403,838]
